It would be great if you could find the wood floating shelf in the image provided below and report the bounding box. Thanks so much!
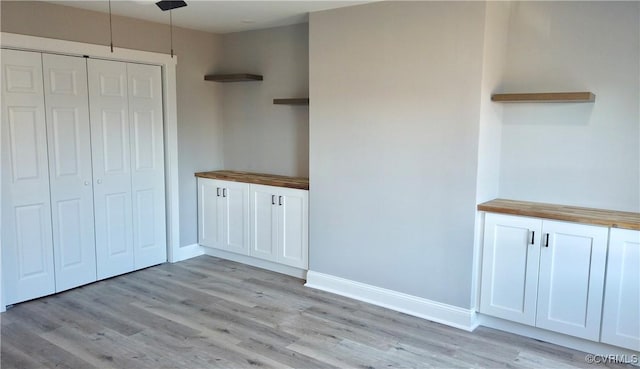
[491,92,595,103]
[273,98,309,105]
[204,74,263,82]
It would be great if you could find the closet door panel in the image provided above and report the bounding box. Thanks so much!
[128,63,166,269]
[1,49,55,304]
[43,54,97,292]
[88,59,134,280]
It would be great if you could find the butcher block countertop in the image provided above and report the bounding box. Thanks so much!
[195,170,309,190]
[478,199,640,231]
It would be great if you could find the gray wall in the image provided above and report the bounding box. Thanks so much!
[309,1,486,309]
[475,1,510,205]
[498,1,640,212]
[1,1,224,247]
[219,24,309,177]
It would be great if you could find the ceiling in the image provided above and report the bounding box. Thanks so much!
[42,0,373,34]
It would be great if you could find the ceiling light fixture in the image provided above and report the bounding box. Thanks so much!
[156,1,187,11]
[156,0,188,58]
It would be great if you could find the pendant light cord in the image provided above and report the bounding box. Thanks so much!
[170,9,174,58]
[108,0,114,52]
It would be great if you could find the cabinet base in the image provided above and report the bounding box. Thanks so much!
[201,247,307,279]
[477,314,639,364]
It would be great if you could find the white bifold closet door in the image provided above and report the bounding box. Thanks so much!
[42,54,97,292]
[1,49,55,304]
[87,59,165,280]
[127,63,166,269]
[88,59,134,279]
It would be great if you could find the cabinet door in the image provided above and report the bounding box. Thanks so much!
[221,181,249,254]
[536,221,608,341]
[198,178,224,248]
[42,53,97,292]
[88,59,135,280]
[601,228,640,351]
[276,188,308,269]
[1,49,56,304]
[127,63,166,269]
[479,213,541,325]
[250,185,278,262]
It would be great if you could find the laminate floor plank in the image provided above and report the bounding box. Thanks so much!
[140,267,260,308]
[3,323,99,369]
[124,290,297,348]
[127,327,259,369]
[128,301,244,346]
[388,343,474,369]
[127,304,299,369]
[285,310,400,351]
[0,300,61,332]
[104,275,187,306]
[11,298,107,336]
[45,292,145,337]
[238,336,343,369]
[178,298,301,345]
[126,267,260,309]
[74,285,204,340]
[1,337,56,369]
[1,255,634,369]
[245,276,363,309]
[39,325,165,369]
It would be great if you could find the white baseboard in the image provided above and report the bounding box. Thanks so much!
[202,247,307,279]
[478,314,640,362]
[169,243,204,263]
[305,270,478,332]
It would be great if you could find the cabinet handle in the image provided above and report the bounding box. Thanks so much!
[279,196,283,206]
[530,231,535,245]
[216,187,221,197]
[544,233,550,247]
[272,195,276,205]
[223,188,227,197]
[84,180,90,186]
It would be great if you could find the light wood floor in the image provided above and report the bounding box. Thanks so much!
[1,256,631,369]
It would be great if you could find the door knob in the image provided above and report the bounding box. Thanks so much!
[84,180,90,186]
[97,179,102,184]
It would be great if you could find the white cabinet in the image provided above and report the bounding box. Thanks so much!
[480,213,608,341]
[536,221,608,340]
[601,228,640,351]
[1,50,166,306]
[1,49,56,304]
[250,184,308,269]
[198,179,308,271]
[480,214,541,325]
[197,178,249,254]
[249,185,279,262]
[198,178,224,248]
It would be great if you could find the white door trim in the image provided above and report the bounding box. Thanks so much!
[0,32,181,312]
